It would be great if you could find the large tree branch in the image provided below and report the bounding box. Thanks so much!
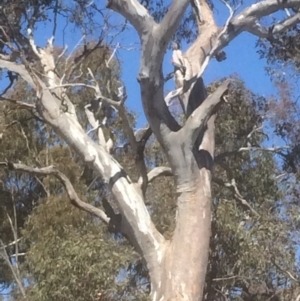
[247,13,300,38]
[106,0,156,37]
[236,0,300,21]
[170,0,300,112]
[230,0,300,41]
[0,162,110,224]
[181,80,230,144]
[158,0,190,47]
[0,59,35,87]
[76,69,151,194]
[0,44,166,274]
[0,58,61,119]
[183,0,300,86]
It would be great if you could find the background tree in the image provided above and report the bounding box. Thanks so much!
[0,1,300,301]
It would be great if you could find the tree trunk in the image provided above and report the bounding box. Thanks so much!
[152,177,212,301]
[148,1,221,298]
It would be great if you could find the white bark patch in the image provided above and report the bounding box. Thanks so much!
[157,248,163,263]
[159,297,164,301]
[39,49,56,87]
[180,283,189,301]
[203,210,206,219]
[130,0,147,16]
[152,291,157,301]
[69,124,86,145]
[96,148,121,175]
[158,281,161,288]
[201,171,211,198]
[119,186,163,253]
[168,271,172,279]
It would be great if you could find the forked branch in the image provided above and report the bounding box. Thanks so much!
[182,80,230,143]
[0,162,110,224]
[248,13,300,38]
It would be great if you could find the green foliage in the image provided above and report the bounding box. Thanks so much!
[145,77,299,300]
[0,21,142,299]
[23,196,136,301]
[258,27,300,71]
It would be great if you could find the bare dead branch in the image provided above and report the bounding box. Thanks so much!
[0,214,26,300]
[0,239,27,299]
[0,238,22,250]
[6,199,23,284]
[215,145,290,163]
[57,45,68,61]
[271,256,300,283]
[146,166,173,184]
[35,175,50,197]
[6,213,18,266]
[247,125,263,139]
[238,146,290,152]
[18,123,31,153]
[213,275,240,281]
[213,177,260,217]
[0,162,110,224]
[106,42,119,67]
[27,28,41,59]
[54,82,120,107]
[0,96,36,110]
[275,172,288,182]
[65,35,86,64]
[10,253,26,257]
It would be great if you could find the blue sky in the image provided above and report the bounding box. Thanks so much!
[33,0,280,128]
[108,2,280,127]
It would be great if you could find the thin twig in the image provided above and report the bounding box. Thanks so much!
[106,42,119,67]
[0,162,110,224]
[213,177,260,217]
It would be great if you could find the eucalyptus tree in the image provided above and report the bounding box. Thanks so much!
[0,0,299,301]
